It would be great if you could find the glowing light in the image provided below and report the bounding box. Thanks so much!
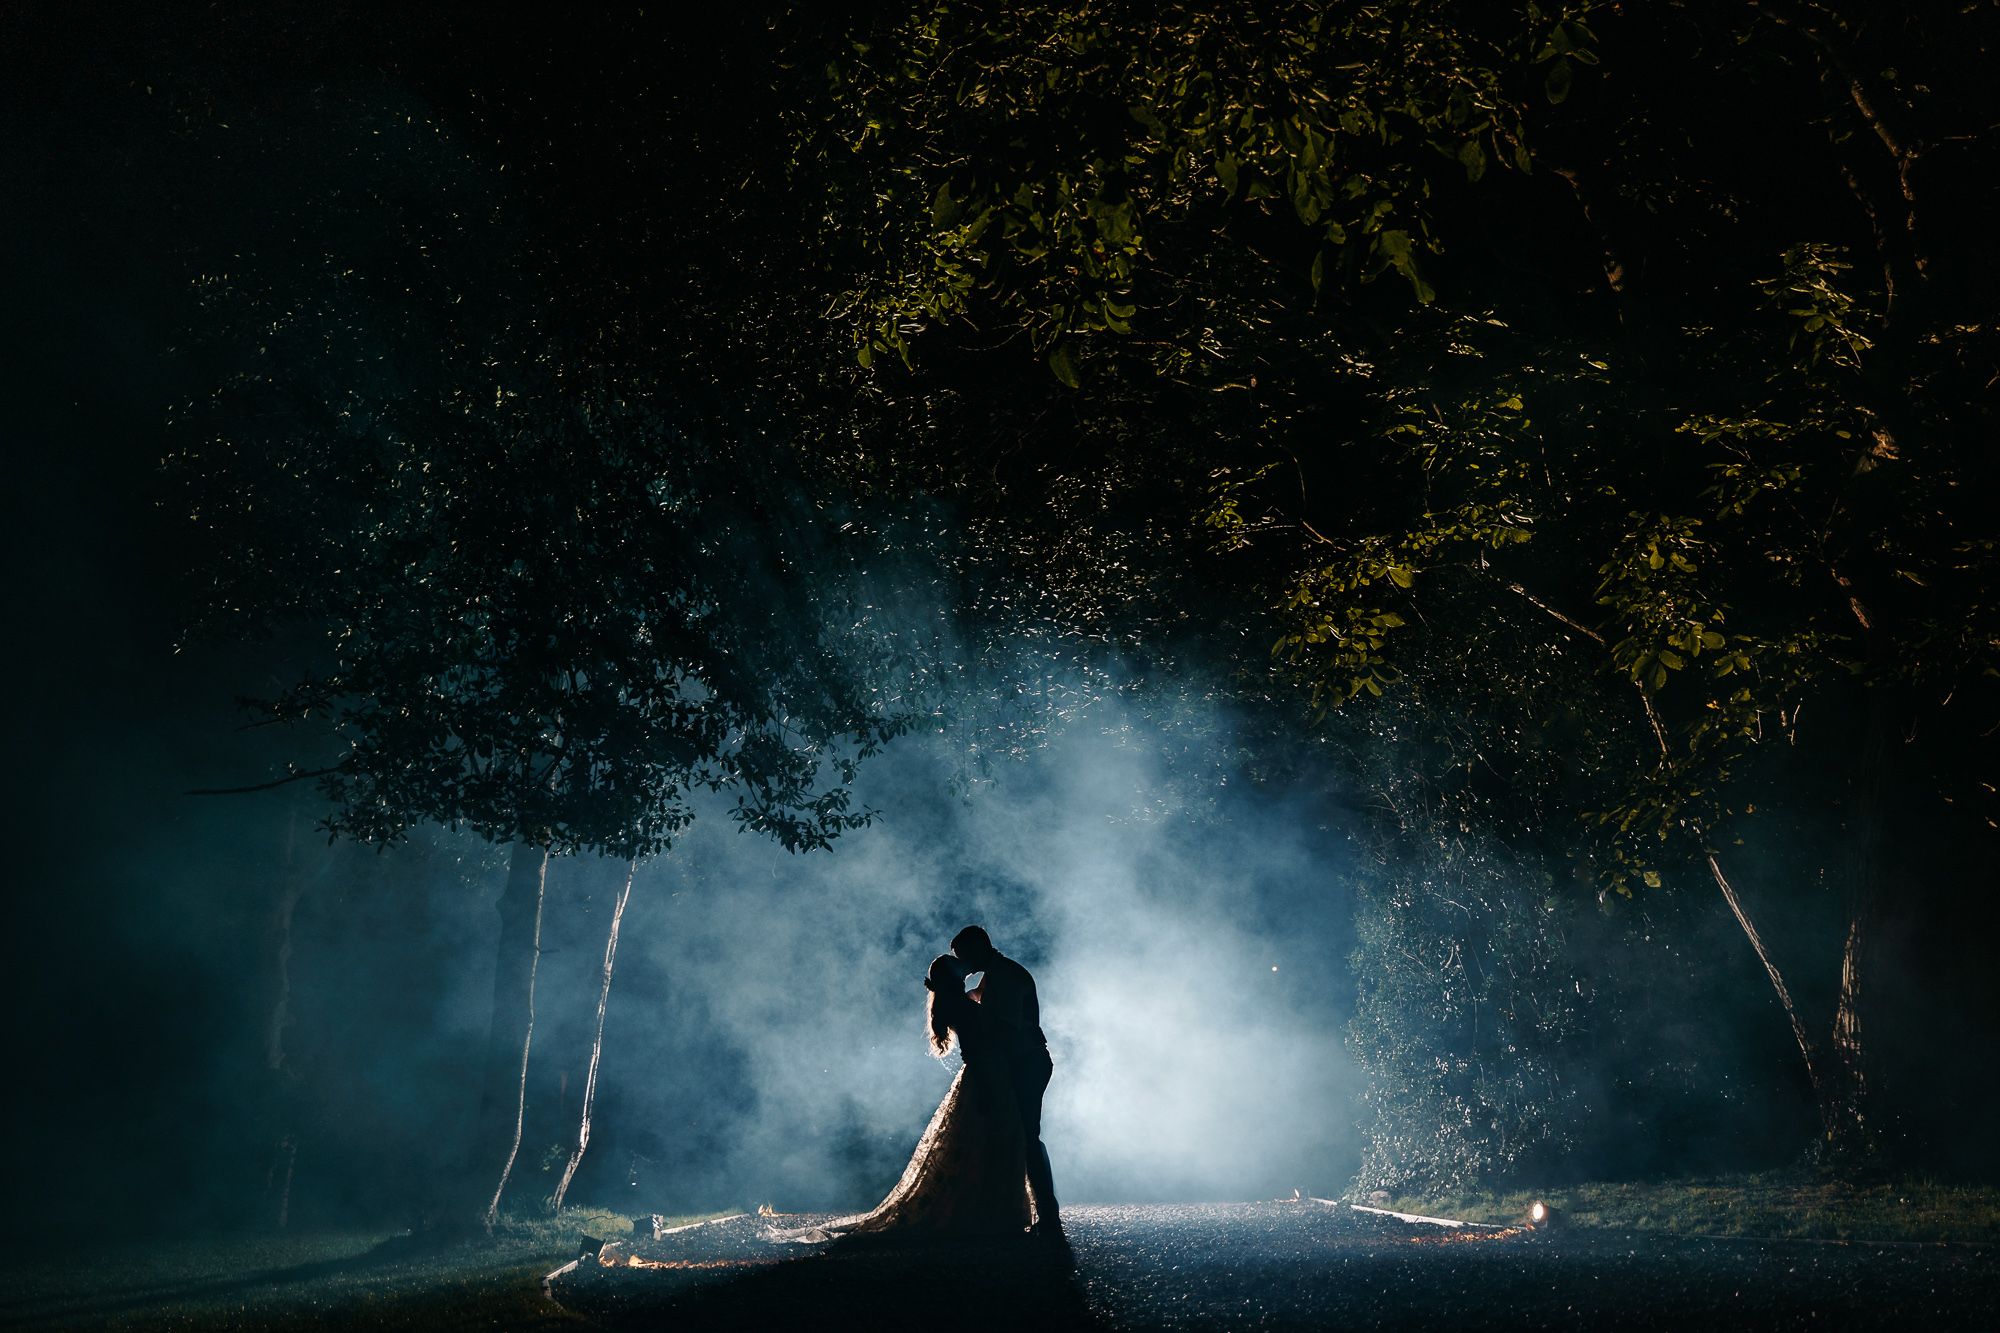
[1531,1201,1546,1221]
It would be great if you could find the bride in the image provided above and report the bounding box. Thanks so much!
[775,954,1034,1239]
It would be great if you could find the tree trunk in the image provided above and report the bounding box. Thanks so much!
[266,878,304,1074]
[1646,696,1833,1112]
[1827,874,1877,1151]
[1704,850,1824,1098]
[1823,629,1896,1163]
[270,1134,298,1229]
[263,879,304,1230]
[1687,730,1885,1165]
[469,843,549,1229]
[262,804,313,1229]
[552,858,636,1212]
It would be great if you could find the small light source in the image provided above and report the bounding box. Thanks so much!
[1527,1200,1558,1230]
[1272,966,1279,971]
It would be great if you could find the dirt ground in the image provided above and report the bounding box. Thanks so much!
[9,1200,1994,1330]
[554,1200,2000,1331]
[0,1226,585,1331]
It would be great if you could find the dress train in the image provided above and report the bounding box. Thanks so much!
[769,1057,1033,1241]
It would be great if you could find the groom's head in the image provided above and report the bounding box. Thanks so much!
[950,925,996,965]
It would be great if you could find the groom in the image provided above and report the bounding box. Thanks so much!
[951,925,1061,1236]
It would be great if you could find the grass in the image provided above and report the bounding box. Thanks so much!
[1369,1173,2000,1243]
[0,1206,737,1331]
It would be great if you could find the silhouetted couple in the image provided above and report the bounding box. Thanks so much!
[832,926,1061,1241]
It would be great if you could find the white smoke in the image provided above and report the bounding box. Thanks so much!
[611,711,1361,1210]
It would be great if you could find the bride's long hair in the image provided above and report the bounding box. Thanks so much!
[924,954,963,1058]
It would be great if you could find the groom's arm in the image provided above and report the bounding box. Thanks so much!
[1003,958,1043,1042]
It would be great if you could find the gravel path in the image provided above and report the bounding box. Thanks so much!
[552,1200,1999,1331]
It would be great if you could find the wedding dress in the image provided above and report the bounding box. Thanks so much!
[771,986,1034,1241]
[844,1048,1033,1235]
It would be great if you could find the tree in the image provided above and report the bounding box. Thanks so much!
[550,859,634,1212]
[169,97,940,1223]
[166,0,2000,1196]
[777,0,2000,1171]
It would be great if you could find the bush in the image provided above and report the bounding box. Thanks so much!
[1348,834,1584,1194]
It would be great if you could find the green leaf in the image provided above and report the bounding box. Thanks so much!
[930,181,962,230]
[1545,56,1573,104]
[1216,154,1240,196]
[1373,230,1436,303]
[1049,341,1081,387]
[1457,137,1487,182]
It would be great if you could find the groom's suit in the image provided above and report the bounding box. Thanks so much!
[978,952,1059,1224]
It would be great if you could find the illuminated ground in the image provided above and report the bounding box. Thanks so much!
[556,1200,2000,1331]
[7,1201,1994,1330]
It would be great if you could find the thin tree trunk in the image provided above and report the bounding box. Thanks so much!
[552,859,636,1211]
[1829,876,1876,1140]
[264,805,312,1229]
[272,1134,297,1229]
[1825,618,1896,1158]
[266,879,305,1074]
[1705,850,1822,1096]
[1641,695,1828,1098]
[469,843,549,1229]
[264,880,303,1230]
[1561,601,1860,1151]
[1683,671,1890,1162]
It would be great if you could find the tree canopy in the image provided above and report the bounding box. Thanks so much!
[169,0,2000,1180]
[169,105,942,861]
[769,0,2000,1158]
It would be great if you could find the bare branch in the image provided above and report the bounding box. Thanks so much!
[1493,575,1607,644]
